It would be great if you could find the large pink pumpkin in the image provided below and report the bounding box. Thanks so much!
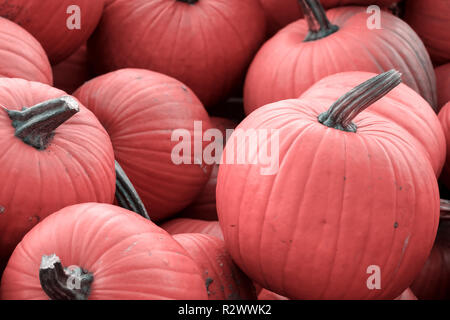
[217,71,440,299]
[88,0,266,108]
[244,3,437,114]
[74,68,213,221]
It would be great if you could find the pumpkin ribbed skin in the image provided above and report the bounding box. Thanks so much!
[410,221,450,300]
[0,78,115,270]
[0,203,208,300]
[300,72,446,177]
[217,96,440,299]
[404,0,450,66]
[161,218,224,241]
[435,64,450,110]
[179,117,238,221]
[88,0,266,108]
[258,288,289,300]
[244,7,437,114]
[0,0,105,64]
[174,233,256,300]
[394,288,418,300]
[52,45,89,94]
[260,0,397,35]
[0,17,52,85]
[438,103,450,189]
[74,68,213,221]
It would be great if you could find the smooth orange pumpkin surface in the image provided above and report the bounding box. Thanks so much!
[0,0,105,64]
[88,0,266,108]
[0,78,115,272]
[435,63,450,110]
[259,0,397,36]
[174,233,256,300]
[410,220,450,300]
[161,218,224,241]
[74,68,213,222]
[217,71,440,299]
[244,2,437,114]
[404,0,450,66]
[300,71,446,177]
[0,17,52,85]
[0,203,208,300]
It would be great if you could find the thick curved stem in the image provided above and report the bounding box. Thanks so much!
[115,160,150,220]
[39,254,93,300]
[298,0,339,42]
[318,70,402,133]
[440,199,450,220]
[4,96,79,150]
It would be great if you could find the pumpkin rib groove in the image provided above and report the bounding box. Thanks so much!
[95,254,202,281]
[360,136,400,300]
[383,134,428,299]
[256,118,317,291]
[387,24,436,107]
[362,136,401,300]
[181,234,231,294]
[378,31,429,105]
[338,29,384,72]
[0,47,49,84]
[235,158,254,283]
[317,132,347,300]
[53,143,103,202]
[343,133,374,297]
[281,123,329,296]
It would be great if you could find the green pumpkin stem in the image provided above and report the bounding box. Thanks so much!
[318,70,402,133]
[39,254,93,300]
[115,160,150,220]
[4,96,79,150]
[298,0,339,41]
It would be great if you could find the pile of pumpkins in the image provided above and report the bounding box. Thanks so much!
[0,0,448,300]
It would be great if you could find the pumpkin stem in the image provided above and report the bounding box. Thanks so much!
[177,0,198,4]
[298,0,339,41]
[39,254,93,300]
[440,199,450,220]
[318,70,402,133]
[5,96,79,150]
[115,160,150,220]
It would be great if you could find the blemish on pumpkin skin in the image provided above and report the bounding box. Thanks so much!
[394,222,399,228]
[205,277,214,295]
[123,241,138,254]
[28,215,40,224]
[0,206,4,214]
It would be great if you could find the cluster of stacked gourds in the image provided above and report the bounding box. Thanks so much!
[0,0,448,300]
